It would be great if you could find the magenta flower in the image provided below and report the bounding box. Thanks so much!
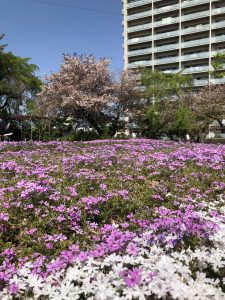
[100,183,107,190]
[26,228,37,235]
[0,213,9,221]
[127,243,139,256]
[9,282,18,295]
[122,268,142,288]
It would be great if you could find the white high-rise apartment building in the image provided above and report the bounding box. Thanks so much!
[123,0,225,87]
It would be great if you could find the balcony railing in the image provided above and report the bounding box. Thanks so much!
[156,51,211,66]
[212,35,225,43]
[127,10,151,21]
[183,52,209,61]
[154,10,210,28]
[154,4,179,15]
[128,60,152,68]
[212,20,225,30]
[182,10,209,22]
[162,69,179,74]
[182,0,218,8]
[127,23,151,33]
[154,16,179,28]
[182,24,209,36]
[154,0,218,15]
[155,56,179,64]
[127,0,163,9]
[128,62,210,76]
[156,43,179,52]
[194,77,225,86]
[127,19,210,34]
[154,23,209,40]
[213,77,225,84]
[183,66,209,74]
[128,34,225,57]
[212,6,225,16]
[127,0,151,9]
[194,79,209,86]
[128,48,152,56]
[183,37,209,48]
[127,6,225,33]
[127,0,218,11]
[156,37,210,51]
[129,51,213,67]
[129,48,223,68]
[154,29,179,40]
[127,36,152,45]
[127,13,225,67]
[155,6,225,27]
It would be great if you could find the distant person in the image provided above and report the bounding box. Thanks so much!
[186,133,190,143]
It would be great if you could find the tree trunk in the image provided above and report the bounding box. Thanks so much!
[87,115,103,135]
[0,99,8,110]
[77,108,103,135]
[109,113,121,137]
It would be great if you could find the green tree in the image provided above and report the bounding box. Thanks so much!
[141,69,193,102]
[140,69,194,139]
[168,104,198,140]
[0,34,41,115]
[142,100,202,141]
[142,99,175,138]
[211,51,225,79]
[0,34,7,52]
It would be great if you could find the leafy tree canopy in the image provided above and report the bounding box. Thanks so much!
[140,69,193,102]
[0,34,42,115]
[211,51,225,79]
[188,83,225,132]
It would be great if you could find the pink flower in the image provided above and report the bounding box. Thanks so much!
[78,252,88,262]
[148,271,158,282]
[68,186,78,197]
[26,228,37,235]
[9,282,19,295]
[121,268,142,288]
[0,213,9,221]
[100,183,107,190]
[127,243,139,256]
[46,243,53,249]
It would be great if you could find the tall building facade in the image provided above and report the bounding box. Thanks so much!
[123,0,225,87]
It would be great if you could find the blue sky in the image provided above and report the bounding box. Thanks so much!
[0,0,123,77]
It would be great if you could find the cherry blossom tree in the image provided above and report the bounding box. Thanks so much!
[38,54,113,134]
[38,54,141,136]
[105,69,141,136]
[189,83,225,132]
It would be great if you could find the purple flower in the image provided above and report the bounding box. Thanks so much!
[100,183,107,190]
[122,268,142,288]
[26,228,37,235]
[127,243,139,256]
[46,243,53,249]
[0,213,9,221]
[9,282,19,295]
